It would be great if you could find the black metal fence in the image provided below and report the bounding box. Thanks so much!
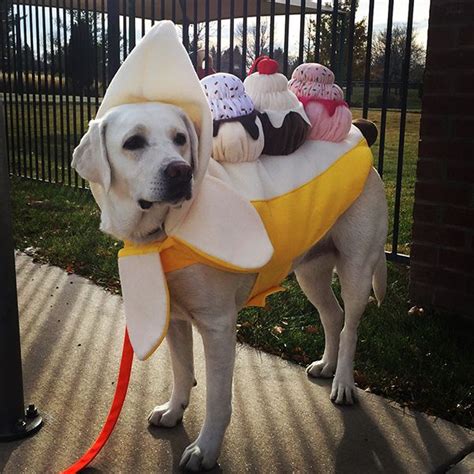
[0,0,421,262]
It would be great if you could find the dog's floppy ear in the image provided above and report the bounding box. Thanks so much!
[178,109,199,172]
[72,118,111,192]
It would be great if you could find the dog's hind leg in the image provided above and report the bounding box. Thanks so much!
[328,168,388,405]
[331,258,374,405]
[148,318,195,427]
[295,251,343,379]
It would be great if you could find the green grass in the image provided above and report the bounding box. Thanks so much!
[10,176,474,429]
[11,179,121,292]
[5,97,94,186]
[350,85,422,111]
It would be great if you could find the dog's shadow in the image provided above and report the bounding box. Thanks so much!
[305,374,447,473]
[305,375,398,470]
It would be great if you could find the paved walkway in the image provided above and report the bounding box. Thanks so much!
[1,254,473,473]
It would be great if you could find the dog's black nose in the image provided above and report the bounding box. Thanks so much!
[165,161,192,183]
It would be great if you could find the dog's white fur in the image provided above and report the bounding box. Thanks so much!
[73,103,388,471]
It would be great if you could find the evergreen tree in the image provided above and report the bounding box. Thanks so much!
[0,0,13,56]
[65,11,98,94]
[0,1,26,92]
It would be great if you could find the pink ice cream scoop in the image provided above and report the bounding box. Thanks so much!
[289,63,352,142]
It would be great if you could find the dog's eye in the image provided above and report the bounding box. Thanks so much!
[123,134,147,150]
[174,132,186,146]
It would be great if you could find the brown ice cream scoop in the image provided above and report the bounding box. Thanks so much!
[352,118,378,147]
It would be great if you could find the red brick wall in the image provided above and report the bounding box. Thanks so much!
[410,0,474,318]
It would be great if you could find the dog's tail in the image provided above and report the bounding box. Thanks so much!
[372,250,387,307]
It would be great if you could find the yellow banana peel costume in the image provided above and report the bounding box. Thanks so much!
[73,21,373,361]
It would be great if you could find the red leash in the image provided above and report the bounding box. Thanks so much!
[61,329,134,473]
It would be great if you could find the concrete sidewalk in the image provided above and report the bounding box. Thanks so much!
[1,254,473,473]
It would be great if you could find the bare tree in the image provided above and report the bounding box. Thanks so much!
[186,21,217,53]
[372,26,426,84]
[305,0,368,81]
[235,19,270,70]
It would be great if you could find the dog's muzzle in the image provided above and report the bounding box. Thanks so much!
[137,161,193,210]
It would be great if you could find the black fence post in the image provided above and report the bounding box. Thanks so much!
[0,102,42,442]
[128,0,136,54]
[179,0,189,51]
[107,0,121,83]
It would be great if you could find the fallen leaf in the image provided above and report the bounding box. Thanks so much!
[292,354,307,363]
[408,306,425,316]
[273,325,285,335]
[354,370,368,387]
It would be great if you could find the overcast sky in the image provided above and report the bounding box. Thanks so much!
[356,0,430,45]
[213,0,431,56]
[13,0,431,59]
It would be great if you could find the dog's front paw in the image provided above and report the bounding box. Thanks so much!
[306,359,335,378]
[330,372,356,405]
[179,439,219,472]
[147,401,185,428]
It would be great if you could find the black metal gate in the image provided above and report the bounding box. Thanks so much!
[0,0,423,262]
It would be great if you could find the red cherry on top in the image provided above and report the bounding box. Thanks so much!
[248,55,279,75]
[258,57,279,75]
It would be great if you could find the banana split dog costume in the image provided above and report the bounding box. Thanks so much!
[72,21,373,362]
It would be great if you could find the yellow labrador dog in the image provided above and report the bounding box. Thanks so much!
[73,102,387,471]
